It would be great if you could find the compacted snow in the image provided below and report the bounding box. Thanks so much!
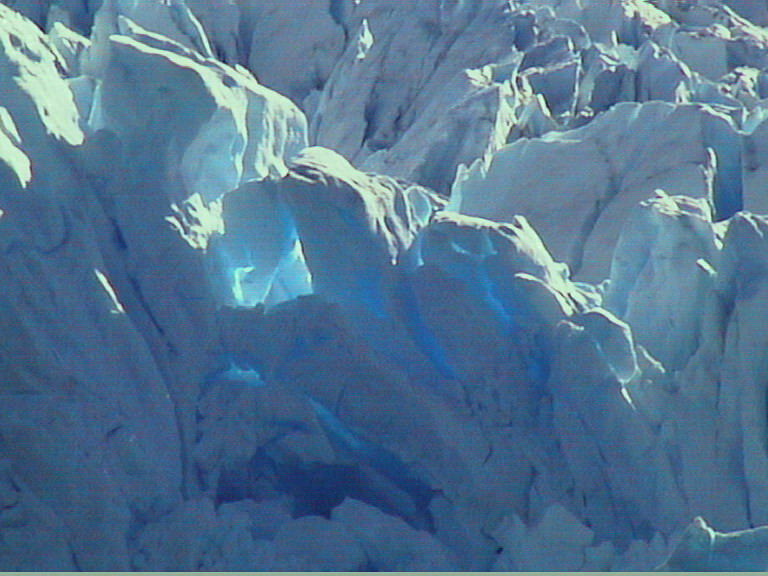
[4,0,768,571]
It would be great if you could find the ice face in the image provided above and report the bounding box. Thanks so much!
[0,5,316,568]
[242,0,346,105]
[278,146,439,316]
[0,106,31,187]
[605,193,719,369]
[207,179,311,308]
[310,0,521,194]
[661,516,768,571]
[8,0,768,572]
[0,8,186,570]
[452,101,741,282]
[90,27,306,200]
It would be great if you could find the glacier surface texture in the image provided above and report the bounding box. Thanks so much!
[4,0,768,571]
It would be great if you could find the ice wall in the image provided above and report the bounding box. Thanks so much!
[3,0,768,571]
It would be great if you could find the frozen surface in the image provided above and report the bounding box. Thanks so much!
[4,0,768,572]
[452,101,740,281]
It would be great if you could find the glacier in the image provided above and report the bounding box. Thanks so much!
[4,0,768,571]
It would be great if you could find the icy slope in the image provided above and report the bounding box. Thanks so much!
[4,0,768,572]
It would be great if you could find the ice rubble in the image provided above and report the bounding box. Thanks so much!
[6,0,768,572]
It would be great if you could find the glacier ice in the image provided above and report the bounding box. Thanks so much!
[605,192,720,370]
[207,179,311,308]
[660,516,768,571]
[6,0,768,572]
[278,146,439,317]
[310,0,522,194]
[242,0,346,106]
[451,100,741,281]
